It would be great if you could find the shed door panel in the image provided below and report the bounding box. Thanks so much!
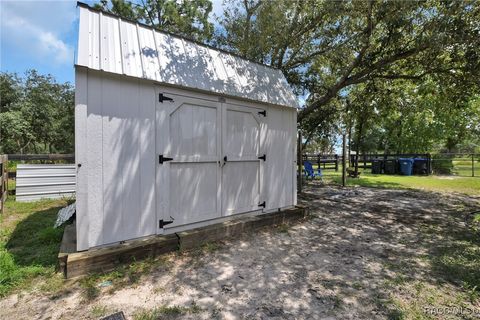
[156,92,221,231]
[222,104,264,216]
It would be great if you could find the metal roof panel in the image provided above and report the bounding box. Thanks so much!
[77,4,299,108]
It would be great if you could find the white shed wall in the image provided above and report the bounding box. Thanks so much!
[76,70,296,250]
[77,70,157,250]
[264,106,297,211]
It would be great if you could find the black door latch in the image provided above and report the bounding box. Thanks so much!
[159,155,173,164]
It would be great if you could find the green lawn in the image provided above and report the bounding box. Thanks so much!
[315,169,480,195]
[0,197,71,297]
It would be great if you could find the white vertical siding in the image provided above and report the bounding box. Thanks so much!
[264,106,296,210]
[75,69,89,251]
[138,84,157,238]
[86,72,104,247]
[80,71,157,248]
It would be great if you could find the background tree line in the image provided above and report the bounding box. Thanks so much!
[0,71,74,154]
[1,0,479,155]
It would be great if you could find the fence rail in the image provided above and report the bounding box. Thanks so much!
[301,153,479,177]
[349,153,432,174]
[0,155,8,213]
[7,154,75,162]
[302,154,340,171]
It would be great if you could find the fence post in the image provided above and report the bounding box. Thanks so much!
[335,154,339,171]
[297,132,303,194]
[473,154,475,177]
[0,155,7,214]
[342,136,347,186]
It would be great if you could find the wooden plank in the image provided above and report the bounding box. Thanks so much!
[177,206,307,251]
[60,206,307,278]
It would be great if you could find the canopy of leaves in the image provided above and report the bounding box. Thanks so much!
[217,0,480,151]
[347,79,480,154]
[0,71,74,154]
[94,0,214,42]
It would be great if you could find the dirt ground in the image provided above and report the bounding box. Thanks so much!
[1,184,479,319]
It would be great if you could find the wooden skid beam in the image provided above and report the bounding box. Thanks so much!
[59,206,307,278]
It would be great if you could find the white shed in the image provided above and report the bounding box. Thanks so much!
[75,3,299,251]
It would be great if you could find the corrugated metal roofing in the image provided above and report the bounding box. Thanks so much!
[16,165,76,202]
[76,3,299,108]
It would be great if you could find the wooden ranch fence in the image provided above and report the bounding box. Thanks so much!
[350,153,432,173]
[0,155,8,214]
[302,154,340,171]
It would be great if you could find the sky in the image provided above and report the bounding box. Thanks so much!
[0,0,224,84]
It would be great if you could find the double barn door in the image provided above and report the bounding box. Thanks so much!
[156,90,265,232]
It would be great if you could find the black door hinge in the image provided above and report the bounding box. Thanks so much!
[223,155,228,162]
[159,93,174,103]
[159,219,174,228]
[258,154,266,161]
[159,155,173,164]
[258,201,266,208]
[258,110,267,117]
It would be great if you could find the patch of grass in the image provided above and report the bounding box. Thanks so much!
[202,241,220,253]
[91,305,108,317]
[39,273,66,295]
[78,254,174,297]
[351,281,363,290]
[333,295,343,309]
[0,198,71,297]
[430,240,480,300]
[7,178,15,191]
[381,282,469,320]
[80,277,100,301]
[277,223,290,233]
[133,303,203,320]
[324,170,480,195]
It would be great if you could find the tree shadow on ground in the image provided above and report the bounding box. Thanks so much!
[6,205,67,268]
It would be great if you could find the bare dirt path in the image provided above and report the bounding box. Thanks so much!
[1,184,479,319]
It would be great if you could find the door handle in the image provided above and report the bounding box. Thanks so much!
[219,156,227,168]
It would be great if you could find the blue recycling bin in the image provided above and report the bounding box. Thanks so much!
[398,158,414,176]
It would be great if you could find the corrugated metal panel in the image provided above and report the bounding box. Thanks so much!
[76,4,299,108]
[16,164,76,202]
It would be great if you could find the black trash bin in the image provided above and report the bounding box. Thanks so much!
[384,159,397,174]
[371,159,383,174]
[413,158,429,175]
